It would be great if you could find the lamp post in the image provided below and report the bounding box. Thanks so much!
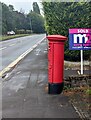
[30,18,32,33]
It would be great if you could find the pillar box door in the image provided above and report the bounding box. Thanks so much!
[47,35,67,94]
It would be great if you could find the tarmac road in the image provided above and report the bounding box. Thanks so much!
[2,39,81,118]
[0,34,45,70]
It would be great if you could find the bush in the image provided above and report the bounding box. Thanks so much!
[15,29,32,34]
[15,29,25,34]
[26,30,32,34]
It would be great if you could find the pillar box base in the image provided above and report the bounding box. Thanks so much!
[48,83,64,94]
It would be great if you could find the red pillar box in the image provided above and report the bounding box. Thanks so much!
[47,35,67,94]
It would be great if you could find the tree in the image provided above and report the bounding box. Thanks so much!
[27,11,45,33]
[2,2,29,34]
[1,2,45,35]
[13,11,28,30]
[42,2,90,61]
[9,5,14,11]
[2,3,9,34]
[20,8,25,14]
[33,2,40,14]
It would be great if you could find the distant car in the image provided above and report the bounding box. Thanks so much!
[7,31,15,35]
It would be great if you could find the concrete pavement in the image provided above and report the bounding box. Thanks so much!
[2,39,80,118]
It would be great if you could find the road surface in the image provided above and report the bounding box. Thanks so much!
[2,40,80,118]
[0,34,45,70]
[2,38,89,118]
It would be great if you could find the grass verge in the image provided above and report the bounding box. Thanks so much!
[0,34,31,41]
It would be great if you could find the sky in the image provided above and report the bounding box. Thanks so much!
[0,0,43,14]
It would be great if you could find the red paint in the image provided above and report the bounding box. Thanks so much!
[47,35,67,84]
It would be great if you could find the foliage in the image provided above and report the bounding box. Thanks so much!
[33,2,40,14]
[27,11,45,33]
[2,2,29,34]
[1,2,45,35]
[86,88,91,95]
[15,29,31,34]
[0,34,31,41]
[42,2,91,61]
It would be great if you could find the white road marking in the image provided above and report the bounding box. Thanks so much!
[9,44,15,47]
[16,71,21,75]
[0,36,46,77]
[0,47,7,51]
[32,44,37,48]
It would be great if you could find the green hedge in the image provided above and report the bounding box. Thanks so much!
[42,2,90,61]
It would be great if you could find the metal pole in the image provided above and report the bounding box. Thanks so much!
[81,50,83,74]
[30,18,32,32]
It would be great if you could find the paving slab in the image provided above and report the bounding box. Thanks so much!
[2,39,80,118]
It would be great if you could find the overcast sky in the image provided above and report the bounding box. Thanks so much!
[0,0,43,14]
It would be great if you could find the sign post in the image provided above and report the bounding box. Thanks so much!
[69,28,91,74]
[81,50,83,74]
